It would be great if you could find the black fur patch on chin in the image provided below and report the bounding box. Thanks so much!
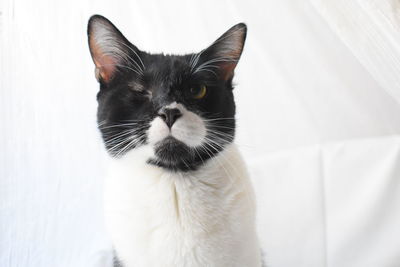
[147,158,200,172]
[147,137,200,172]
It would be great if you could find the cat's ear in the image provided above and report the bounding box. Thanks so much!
[87,15,142,83]
[197,23,247,81]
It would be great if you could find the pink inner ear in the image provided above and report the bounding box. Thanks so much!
[220,62,238,81]
[90,38,117,82]
[217,44,242,81]
[94,55,117,82]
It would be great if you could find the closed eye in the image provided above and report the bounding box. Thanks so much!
[134,90,152,99]
[128,82,152,99]
[128,81,145,92]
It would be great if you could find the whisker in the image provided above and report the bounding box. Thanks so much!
[104,129,147,147]
[98,62,142,76]
[99,122,147,130]
[115,134,144,157]
[202,117,236,122]
[195,68,218,77]
[114,40,145,72]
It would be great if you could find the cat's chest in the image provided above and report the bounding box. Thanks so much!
[104,159,227,234]
[104,160,233,266]
[103,145,259,267]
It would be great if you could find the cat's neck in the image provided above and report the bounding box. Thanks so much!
[108,143,244,181]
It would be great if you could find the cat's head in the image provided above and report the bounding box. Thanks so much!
[87,15,247,171]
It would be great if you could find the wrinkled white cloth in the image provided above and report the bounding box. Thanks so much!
[1,0,399,267]
[252,136,400,267]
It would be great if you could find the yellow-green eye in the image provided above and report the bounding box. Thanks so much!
[190,85,207,99]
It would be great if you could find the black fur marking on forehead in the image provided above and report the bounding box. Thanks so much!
[88,15,246,171]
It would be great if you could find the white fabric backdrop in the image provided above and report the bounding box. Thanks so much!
[1,0,400,266]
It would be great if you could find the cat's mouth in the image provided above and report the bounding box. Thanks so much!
[148,136,197,171]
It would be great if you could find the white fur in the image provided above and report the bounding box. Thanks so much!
[147,102,207,147]
[104,144,261,267]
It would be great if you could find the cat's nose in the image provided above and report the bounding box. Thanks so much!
[158,108,182,128]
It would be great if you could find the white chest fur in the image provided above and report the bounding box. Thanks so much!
[104,144,261,267]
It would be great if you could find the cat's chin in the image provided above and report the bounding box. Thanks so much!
[148,136,197,171]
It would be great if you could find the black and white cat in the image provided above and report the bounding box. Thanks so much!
[87,15,261,267]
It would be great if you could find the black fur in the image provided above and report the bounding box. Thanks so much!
[88,15,246,172]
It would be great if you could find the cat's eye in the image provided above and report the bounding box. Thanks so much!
[189,85,207,99]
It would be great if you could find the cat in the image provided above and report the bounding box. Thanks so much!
[87,15,262,267]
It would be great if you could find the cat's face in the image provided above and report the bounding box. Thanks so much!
[88,15,246,171]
